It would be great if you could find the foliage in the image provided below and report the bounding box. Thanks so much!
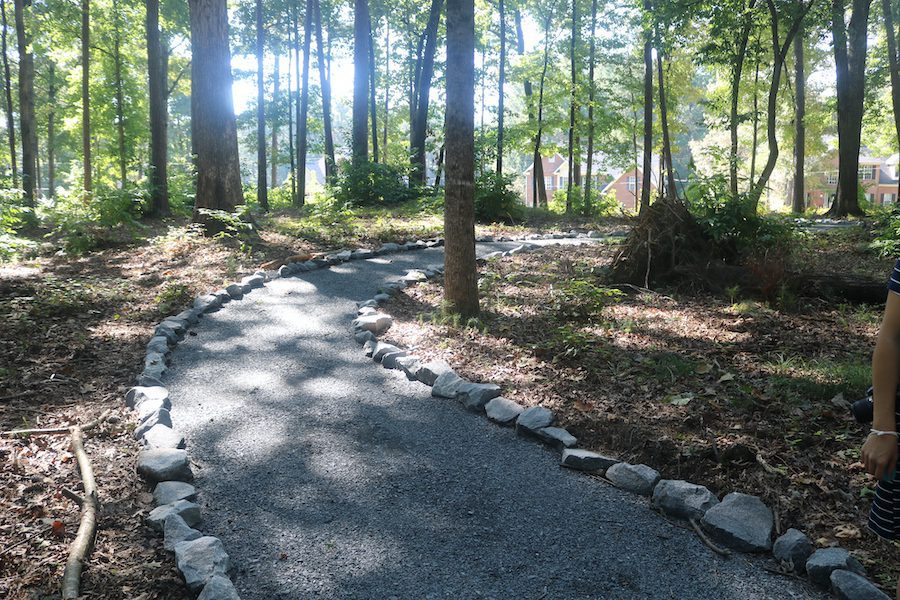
[155,282,192,315]
[549,185,620,218]
[474,173,524,223]
[44,186,146,253]
[0,189,35,260]
[869,202,900,257]
[331,161,416,207]
[551,279,623,322]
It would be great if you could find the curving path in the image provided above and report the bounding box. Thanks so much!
[165,240,822,599]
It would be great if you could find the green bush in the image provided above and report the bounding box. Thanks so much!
[0,188,34,260]
[869,202,900,257]
[551,279,623,322]
[548,185,619,217]
[45,186,146,253]
[474,173,523,223]
[331,161,415,207]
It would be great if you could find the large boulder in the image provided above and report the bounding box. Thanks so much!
[174,536,231,593]
[700,492,773,552]
[605,463,660,497]
[651,480,719,521]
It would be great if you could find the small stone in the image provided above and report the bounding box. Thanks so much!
[651,480,719,521]
[357,306,378,316]
[136,373,165,388]
[516,406,554,436]
[605,463,661,497]
[773,529,814,573]
[382,351,409,369]
[125,386,169,410]
[146,336,172,355]
[357,299,378,309]
[363,340,378,357]
[416,360,452,386]
[153,326,179,345]
[352,249,374,260]
[355,314,393,335]
[378,242,401,254]
[587,230,602,238]
[164,514,203,551]
[158,319,187,337]
[402,270,428,283]
[333,250,352,261]
[153,481,198,505]
[225,283,243,299]
[134,408,172,440]
[455,382,502,412]
[431,371,467,398]
[395,356,422,381]
[174,309,201,326]
[147,499,201,532]
[136,395,170,420]
[241,274,265,289]
[142,363,167,382]
[372,342,402,363]
[145,352,167,368]
[374,293,391,304]
[485,397,525,425]
[806,548,866,588]
[142,424,186,449]
[174,536,231,593]
[355,330,376,345]
[560,449,619,472]
[700,492,774,552]
[830,570,889,600]
[192,295,218,312]
[198,576,241,600]
[138,449,193,483]
[212,290,231,305]
[278,265,293,278]
[535,426,578,448]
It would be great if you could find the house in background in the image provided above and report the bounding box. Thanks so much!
[803,152,899,209]
[601,168,655,211]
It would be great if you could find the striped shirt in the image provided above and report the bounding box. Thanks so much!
[890,259,900,295]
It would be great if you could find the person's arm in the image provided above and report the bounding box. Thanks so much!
[864,290,900,480]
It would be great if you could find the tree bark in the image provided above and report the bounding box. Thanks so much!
[113,0,127,189]
[313,0,335,181]
[382,19,389,163]
[81,0,91,194]
[729,0,758,199]
[411,0,442,185]
[13,0,34,205]
[352,0,370,165]
[256,0,268,211]
[792,22,805,213]
[584,0,598,215]
[657,47,677,200]
[533,15,551,209]
[565,0,577,214]
[1,0,15,189]
[516,8,544,207]
[297,0,313,205]
[496,0,506,175]
[884,0,900,200]
[287,18,297,204]
[640,0,653,214]
[368,13,378,163]
[270,52,280,188]
[47,62,55,199]
[146,0,169,215]
[444,0,479,317]
[750,41,760,187]
[827,0,871,217]
[189,0,243,229]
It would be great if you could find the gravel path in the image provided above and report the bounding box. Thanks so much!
[166,241,822,599]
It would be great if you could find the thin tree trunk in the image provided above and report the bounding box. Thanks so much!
[293,0,301,203]
[444,0,478,317]
[479,44,485,174]
[113,0,126,189]
[584,0,598,215]
[565,0,577,214]
[516,8,543,207]
[883,0,900,200]
[146,0,168,214]
[657,47,677,200]
[34,138,39,197]
[382,19,389,163]
[640,0,653,214]
[496,0,506,175]
[534,15,551,209]
[13,0,35,205]
[287,19,297,204]
[792,22,805,213]
[271,52,280,188]
[313,0,335,181]
[750,42,760,187]
[256,0,268,210]
[729,0,758,199]
[434,136,445,187]
[1,0,15,189]
[411,0,442,185]
[47,63,55,199]
[297,0,313,205]
[352,0,370,165]
[368,13,378,163]
[81,0,91,194]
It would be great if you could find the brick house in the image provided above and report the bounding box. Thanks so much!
[803,152,899,209]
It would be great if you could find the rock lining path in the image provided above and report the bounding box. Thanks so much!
[165,240,822,599]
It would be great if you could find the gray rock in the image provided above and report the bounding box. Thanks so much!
[773,529,814,573]
[146,336,172,355]
[225,283,243,300]
[587,230,602,238]
[192,295,218,312]
[145,352,167,369]
[515,406,554,436]
[651,480,719,521]
[142,424,186,449]
[134,408,172,440]
[373,293,391,304]
[142,362,167,382]
[372,342,402,363]
[175,309,201,325]
[159,319,187,337]
[431,371,467,399]
[535,427,578,448]
[395,356,422,381]
[605,463,661,497]
[125,386,169,410]
[136,395,170,420]
[378,242,401,254]
[455,382,502,412]
[806,548,866,588]
[198,576,241,600]
[354,330,377,345]
[137,448,193,483]
[278,265,294,278]
[830,570,889,600]
[212,290,231,304]
[363,340,378,357]
[136,373,165,387]
[382,351,409,369]
[357,306,378,316]
[700,492,774,552]
[333,250,352,261]
[357,299,378,309]
[147,499,202,532]
[403,270,428,283]
[153,481,198,505]
[354,314,393,335]
[352,249,374,260]
[416,360,453,386]
[164,514,203,551]
[483,251,505,260]
[174,536,231,593]
[153,326,180,345]
[242,274,265,289]
[485,397,525,425]
[560,449,619,472]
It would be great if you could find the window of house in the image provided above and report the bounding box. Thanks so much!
[544,176,553,190]
[885,193,896,204]
[627,176,636,192]
[859,165,876,180]
[559,176,568,189]
[826,171,838,185]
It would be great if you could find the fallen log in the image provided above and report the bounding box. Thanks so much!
[61,424,99,600]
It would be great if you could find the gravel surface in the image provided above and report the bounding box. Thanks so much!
[166,241,823,599]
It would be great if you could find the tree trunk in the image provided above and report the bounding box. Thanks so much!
[516,8,543,208]
[1,0,15,189]
[584,0,598,215]
[382,20,389,163]
[111,0,127,189]
[444,0,478,317]
[47,62,55,199]
[297,0,313,205]
[293,0,301,203]
[81,0,91,194]
[434,136,445,187]
[352,0,370,165]
[189,0,243,230]
[750,42,760,187]
[883,0,900,200]
[287,19,297,204]
[495,0,505,175]
[270,52,280,188]
[411,0,442,185]
[565,0,577,214]
[827,0,871,217]
[255,0,268,211]
[792,22,805,213]
[146,0,169,215]
[640,0,653,214]
[533,15,551,209]
[368,14,378,163]
[729,0,757,199]
[313,0,335,181]
[657,47,677,200]
[13,0,35,205]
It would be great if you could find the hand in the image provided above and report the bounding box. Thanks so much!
[862,434,898,481]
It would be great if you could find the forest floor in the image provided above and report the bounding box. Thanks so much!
[380,225,900,594]
[0,206,611,599]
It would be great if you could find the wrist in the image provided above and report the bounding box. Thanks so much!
[868,428,899,438]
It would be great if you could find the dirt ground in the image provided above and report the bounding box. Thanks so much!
[382,234,900,593]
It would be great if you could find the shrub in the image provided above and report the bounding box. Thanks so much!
[331,161,415,207]
[551,279,623,322]
[548,185,620,217]
[869,202,900,257]
[45,186,146,253]
[0,188,34,260]
[474,173,523,223]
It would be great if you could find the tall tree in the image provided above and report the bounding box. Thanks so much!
[533,13,551,209]
[883,0,900,199]
[189,0,243,229]
[444,0,478,317]
[411,0,442,185]
[382,18,389,163]
[112,0,127,189]
[313,0,335,180]
[368,13,378,162]
[1,0,15,189]
[146,0,169,215]
[352,0,370,165]
[583,0,598,215]
[13,0,35,205]
[792,22,805,213]
[47,62,55,199]
[270,52,280,187]
[827,0,871,217]
[256,0,268,211]
[81,0,91,193]
[516,7,545,207]
[565,0,577,214]
[656,47,677,200]
[297,0,313,204]
[640,0,653,213]
[495,0,506,175]
[729,0,759,199]
[287,18,297,203]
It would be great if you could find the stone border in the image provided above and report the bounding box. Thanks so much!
[349,244,890,600]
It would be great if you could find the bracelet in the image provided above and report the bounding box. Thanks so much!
[869,429,899,438]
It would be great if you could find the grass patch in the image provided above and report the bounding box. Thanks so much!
[764,353,871,402]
